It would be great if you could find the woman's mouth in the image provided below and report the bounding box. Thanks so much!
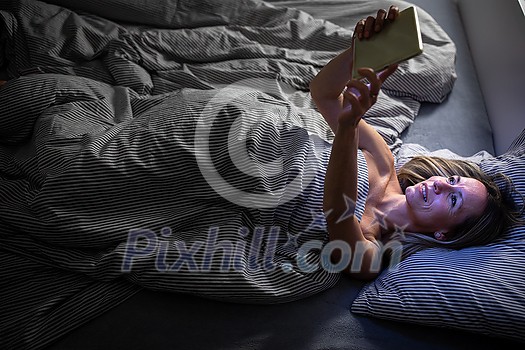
[422,184,428,202]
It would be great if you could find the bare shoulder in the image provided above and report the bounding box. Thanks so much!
[358,120,396,178]
[361,146,396,192]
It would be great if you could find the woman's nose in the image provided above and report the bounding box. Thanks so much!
[432,180,452,194]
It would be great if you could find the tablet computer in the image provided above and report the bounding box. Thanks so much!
[351,6,423,80]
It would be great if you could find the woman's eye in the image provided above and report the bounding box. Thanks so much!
[447,176,456,185]
[451,194,457,207]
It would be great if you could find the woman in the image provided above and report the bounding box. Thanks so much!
[310,6,520,279]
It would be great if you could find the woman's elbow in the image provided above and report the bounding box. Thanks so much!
[309,78,325,103]
[309,76,328,103]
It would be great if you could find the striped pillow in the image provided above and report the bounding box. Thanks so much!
[351,128,525,343]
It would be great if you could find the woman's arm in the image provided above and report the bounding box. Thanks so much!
[323,69,389,279]
[314,6,400,278]
[309,46,353,132]
[309,6,399,145]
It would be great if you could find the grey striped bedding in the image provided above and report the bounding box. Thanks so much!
[0,0,458,349]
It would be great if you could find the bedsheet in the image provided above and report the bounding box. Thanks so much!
[0,0,457,348]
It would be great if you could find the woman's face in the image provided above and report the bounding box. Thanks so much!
[404,175,488,235]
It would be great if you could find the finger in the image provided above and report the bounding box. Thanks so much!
[343,88,361,109]
[377,64,399,83]
[346,79,371,106]
[354,19,365,40]
[374,9,387,32]
[341,90,365,125]
[357,68,381,97]
[364,16,375,39]
[388,5,399,21]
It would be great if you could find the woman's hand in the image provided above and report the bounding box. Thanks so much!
[337,65,398,128]
[354,5,399,40]
[337,5,400,129]
[309,5,400,133]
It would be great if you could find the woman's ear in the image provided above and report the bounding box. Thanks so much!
[434,231,447,241]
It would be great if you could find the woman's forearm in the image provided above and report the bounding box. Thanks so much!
[323,123,380,278]
[309,46,354,101]
[324,125,359,221]
[309,46,355,132]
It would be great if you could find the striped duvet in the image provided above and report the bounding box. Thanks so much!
[0,0,457,348]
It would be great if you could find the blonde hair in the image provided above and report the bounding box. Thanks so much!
[394,156,522,260]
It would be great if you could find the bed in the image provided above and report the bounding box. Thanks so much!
[1,0,524,349]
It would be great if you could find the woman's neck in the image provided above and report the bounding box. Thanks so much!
[376,193,418,233]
